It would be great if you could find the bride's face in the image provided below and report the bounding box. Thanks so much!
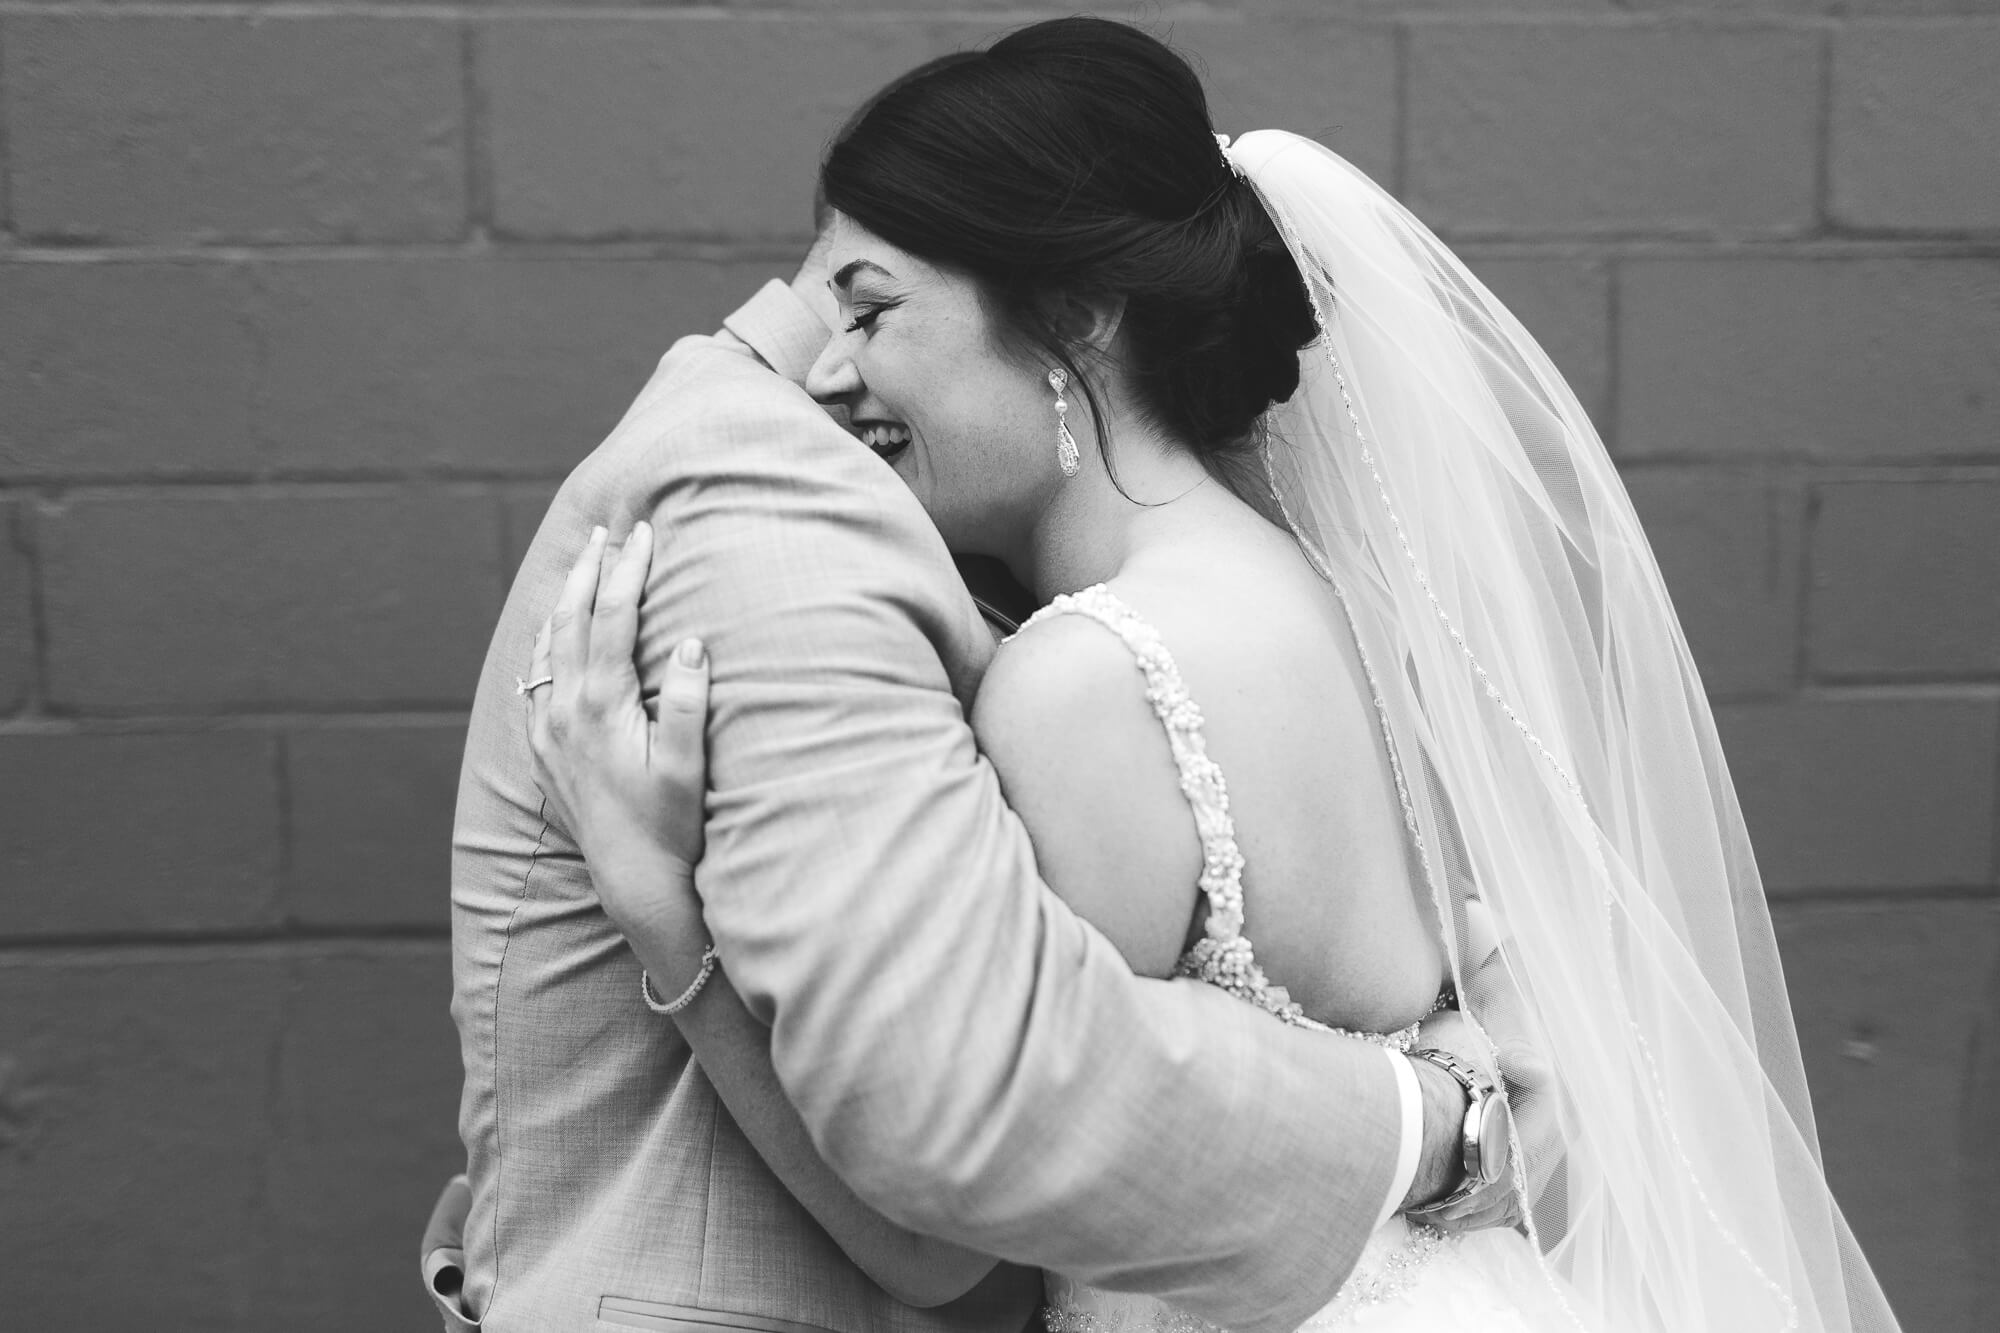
[806,212,1066,556]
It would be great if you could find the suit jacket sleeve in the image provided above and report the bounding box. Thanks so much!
[632,310,1401,1333]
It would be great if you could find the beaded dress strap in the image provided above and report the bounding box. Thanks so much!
[1015,584,1414,1051]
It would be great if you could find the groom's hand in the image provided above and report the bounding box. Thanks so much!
[1398,1006,1519,1228]
[1401,1008,1526,1233]
[1401,918,1562,1234]
[1459,931,1562,1222]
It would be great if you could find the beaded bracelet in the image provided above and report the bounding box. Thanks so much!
[641,945,719,1016]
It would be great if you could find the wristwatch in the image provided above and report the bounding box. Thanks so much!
[1404,1047,1513,1219]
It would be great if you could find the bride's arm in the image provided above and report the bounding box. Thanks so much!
[665,971,1002,1307]
[527,528,998,1307]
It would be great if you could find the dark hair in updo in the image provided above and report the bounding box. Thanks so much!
[819,17,1319,477]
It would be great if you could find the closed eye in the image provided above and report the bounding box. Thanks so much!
[843,300,898,335]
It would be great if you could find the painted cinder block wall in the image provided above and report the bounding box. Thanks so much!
[0,3,1994,1329]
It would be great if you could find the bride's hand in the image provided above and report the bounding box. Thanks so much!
[525,523,712,955]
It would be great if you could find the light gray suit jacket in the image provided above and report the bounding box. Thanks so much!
[449,282,1404,1333]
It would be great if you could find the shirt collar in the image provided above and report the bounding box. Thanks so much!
[722,279,832,387]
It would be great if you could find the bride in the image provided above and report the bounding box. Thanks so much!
[525,17,1898,1333]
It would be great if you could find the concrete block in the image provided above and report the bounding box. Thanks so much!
[286,725,466,929]
[1238,0,1615,13]
[257,945,463,1327]
[0,263,261,479]
[483,19,936,239]
[1407,23,1819,234]
[1809,480,2000,681]
[1465,256,1612,427]
[252,258,775,476]
[1714,696,1997,893]
[0,732,281,937]
[0,505,31,712]
[3,16,464,243]
[41,491,502,711]
[1619,258,2000,462]
[1624,471,1803,696]
[0,953,285,1327]
[1774,899,2000,1332]
[1845,0,2000,14]
[1832,22,2000,230]
[0,258,783,482]
[1177,22,1398,187]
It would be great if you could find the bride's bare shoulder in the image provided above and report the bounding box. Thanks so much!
[970,604,1163,805]
[970,586,1206,763]
[976,606,1136,713]
[969,603,1204,979]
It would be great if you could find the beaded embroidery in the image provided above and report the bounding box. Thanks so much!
[1297,1225,1454,1329]
[1042,1224,1456,1333]
[1043,1304,1215,1333]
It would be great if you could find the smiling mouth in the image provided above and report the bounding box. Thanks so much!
[856,421,912,464]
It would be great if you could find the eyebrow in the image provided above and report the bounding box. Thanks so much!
[830,259,896,291]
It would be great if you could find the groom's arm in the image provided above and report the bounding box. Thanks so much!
[634,316,1440,1333]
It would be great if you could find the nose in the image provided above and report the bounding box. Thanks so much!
[806,333,862,404]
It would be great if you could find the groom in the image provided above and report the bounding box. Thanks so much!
[437,211,1517,1331]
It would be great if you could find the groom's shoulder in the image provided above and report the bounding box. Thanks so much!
[596,331,857,471]
[648,331,815,430]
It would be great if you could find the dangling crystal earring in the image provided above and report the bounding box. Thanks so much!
[1049,368,1080,478]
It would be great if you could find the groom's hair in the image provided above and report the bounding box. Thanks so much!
[818,17,1317,476]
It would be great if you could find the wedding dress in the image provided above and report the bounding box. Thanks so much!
[1030,133,1899,1332]
[1021,585,1593,1333]
[1050,1224,1578,1333]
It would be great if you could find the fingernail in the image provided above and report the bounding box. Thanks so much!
[677,638,706,668]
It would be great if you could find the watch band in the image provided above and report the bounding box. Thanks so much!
[1404,1046,1512,1219]
[1407,1046,1489,1099]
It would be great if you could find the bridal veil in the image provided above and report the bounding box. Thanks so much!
[1227,130,1901,1333]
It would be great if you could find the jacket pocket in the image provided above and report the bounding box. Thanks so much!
[596,1297,837,1333]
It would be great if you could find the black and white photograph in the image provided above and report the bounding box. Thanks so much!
[1,4,1994,1331]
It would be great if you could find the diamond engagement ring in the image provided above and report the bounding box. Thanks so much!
[515,675,555,695]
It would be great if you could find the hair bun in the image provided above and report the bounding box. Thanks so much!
[1233,224,1317,415]
[824,16,1325,456]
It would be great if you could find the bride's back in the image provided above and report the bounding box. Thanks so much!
[814,16,1444,1035]
[972,485,1446,1036]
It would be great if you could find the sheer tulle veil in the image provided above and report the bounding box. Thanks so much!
[1223,131,1900,1333]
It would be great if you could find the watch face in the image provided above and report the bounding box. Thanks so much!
[1474,1095,1514,1187]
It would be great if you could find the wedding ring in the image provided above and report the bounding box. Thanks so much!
[516,675,555,695]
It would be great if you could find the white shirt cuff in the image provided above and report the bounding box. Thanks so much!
[1379,1049,1423,1227]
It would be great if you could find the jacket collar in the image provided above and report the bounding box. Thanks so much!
[722,280,831,388]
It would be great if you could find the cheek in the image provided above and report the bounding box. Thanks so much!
[891,345,1003,460]
[943,375,1035,472]
[984,383,1056,471]
[938,398,1053,523]
[867,313,1053,506]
